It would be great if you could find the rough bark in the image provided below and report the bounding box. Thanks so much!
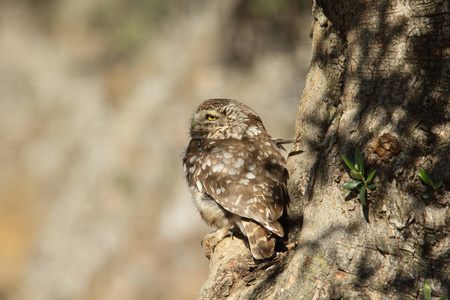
[199,0,449,299]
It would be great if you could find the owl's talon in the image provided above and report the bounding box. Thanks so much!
[200,233,215,247]
[201,227,232,252]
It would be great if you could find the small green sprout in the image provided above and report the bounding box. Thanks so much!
[342,149,376,205]
[418,170,443,199]
[424,281,446,300]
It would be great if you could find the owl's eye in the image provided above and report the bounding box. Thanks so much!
[206,114,218,121]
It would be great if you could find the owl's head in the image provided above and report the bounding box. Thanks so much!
[190,99,265,140]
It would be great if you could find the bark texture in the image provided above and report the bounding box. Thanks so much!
[199,0,450,299]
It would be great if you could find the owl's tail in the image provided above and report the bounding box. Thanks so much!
[241,219,276,260]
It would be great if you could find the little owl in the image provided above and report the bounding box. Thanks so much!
[183,99,289,260]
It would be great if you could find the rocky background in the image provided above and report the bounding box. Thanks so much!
[0,0,311,299]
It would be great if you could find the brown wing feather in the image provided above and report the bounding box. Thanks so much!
[192,137,289,235]
[241,219,276,259]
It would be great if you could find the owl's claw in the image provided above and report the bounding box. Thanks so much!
[201,226,232,251]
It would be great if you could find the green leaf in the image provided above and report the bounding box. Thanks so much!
[419,170,434,187]
[424,281,431,300]
[354,149,364,176]
[423,186,434,199]
[359,185,367,205]
[434,180,443,190]
[367,182,376,190]
[343,181,363,190]
[350,170,364,180]
[366,169,377,183]
[342,155,357,171]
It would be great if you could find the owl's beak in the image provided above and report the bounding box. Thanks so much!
[190,114,199,131]
[191,114,199,130]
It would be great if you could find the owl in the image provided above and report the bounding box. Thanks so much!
[183,99,289,260]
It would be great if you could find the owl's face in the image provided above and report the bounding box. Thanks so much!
[190,108,229,137]
[190,99,264,140]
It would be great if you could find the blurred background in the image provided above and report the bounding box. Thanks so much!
[0,0,311,299]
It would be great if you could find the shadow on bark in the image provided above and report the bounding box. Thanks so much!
[200,0,449,298]
[285,0,449,298]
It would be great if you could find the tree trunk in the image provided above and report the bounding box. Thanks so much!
[199,0,449,299]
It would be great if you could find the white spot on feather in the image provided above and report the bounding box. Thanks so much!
[196,180,203,192]
[229,168,237,175]
[212,164,224,172]
[189,156,197,163]
[234,158,245,168]
[246,126,262,138]
[246,164,256,171]
[189,167,195,174]
[246,172,256,179]
[224,152,233,158]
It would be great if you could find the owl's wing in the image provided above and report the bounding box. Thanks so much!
[197,139,289,236]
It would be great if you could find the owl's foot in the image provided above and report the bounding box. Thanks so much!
[201,226,232,252]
